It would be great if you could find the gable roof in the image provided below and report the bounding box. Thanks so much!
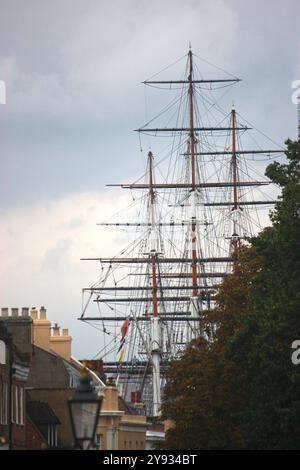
[27,401,61,425]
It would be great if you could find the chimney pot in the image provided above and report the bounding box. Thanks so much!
[11,308,19,317]
[1,308,9,317]
[107,377,116,387]
[22,307,29,317]
[31,307,38,320]
[62,328,69,336]
[53,323,60,336]
[40,306,47,320]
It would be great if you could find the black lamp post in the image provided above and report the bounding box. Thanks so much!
[68,368,102,450]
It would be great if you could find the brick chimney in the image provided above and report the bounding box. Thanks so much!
[50,324,72,362]
[31,306,51,351]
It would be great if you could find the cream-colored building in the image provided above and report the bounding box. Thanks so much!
[97,381,147,450]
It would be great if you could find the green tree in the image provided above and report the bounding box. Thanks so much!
[162,139,300,449]
[228,139,300,448]
[162,246,261,449]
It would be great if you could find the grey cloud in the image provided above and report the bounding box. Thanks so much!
[42,237,73,272]
[0,1,299,215]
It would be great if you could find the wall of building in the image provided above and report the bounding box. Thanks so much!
[27,346,70,389]
[0,361,9,447]
[119,423,147,450]
[0,318,29,450]
[25,417,48,450]
[27,389,74,448]
[10,377,26,449]
[96,384,147,450]
[0,371,27,449]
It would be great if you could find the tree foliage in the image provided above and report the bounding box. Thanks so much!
[161,139,300,449]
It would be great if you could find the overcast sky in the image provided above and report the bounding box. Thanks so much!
[0,0,299,357]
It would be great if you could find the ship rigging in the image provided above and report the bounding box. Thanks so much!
[79,47,283,417]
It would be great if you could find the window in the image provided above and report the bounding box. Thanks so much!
[69,375,75,388]
[69,374,79,389]
[95,434,102,450]
[47,424,58,448]
[52,425,58,447]
[15,386,19,425]
[11,385,15,423]
[0,381,8,424]
[10,385,24,425]
[0,340,5,365]
[19,387,24,426]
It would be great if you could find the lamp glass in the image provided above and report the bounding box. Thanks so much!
[69,400,99,441]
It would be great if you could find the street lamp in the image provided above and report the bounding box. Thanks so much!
[68,367,102,450]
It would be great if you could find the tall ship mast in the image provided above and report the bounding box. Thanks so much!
[79,47,283,417]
